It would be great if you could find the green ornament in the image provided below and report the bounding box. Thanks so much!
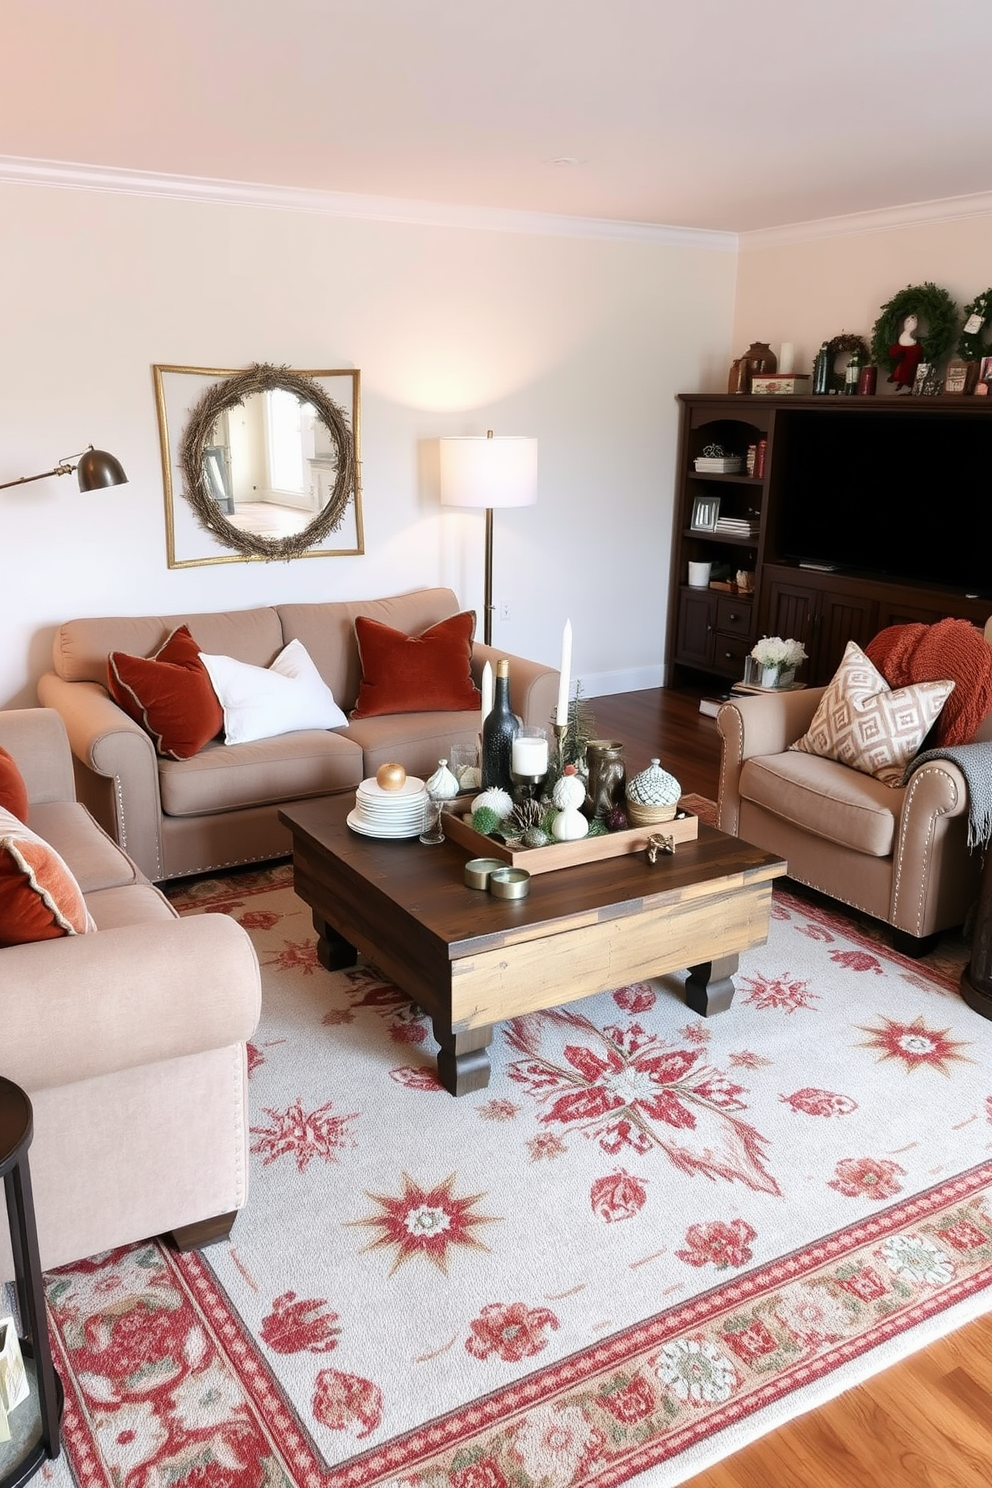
[472,806,501,835]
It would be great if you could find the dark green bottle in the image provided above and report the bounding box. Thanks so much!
[843,349,862,395]
[812,342,832,395]
[481,659,515,791]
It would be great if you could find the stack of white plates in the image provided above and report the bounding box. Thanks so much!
[347,775,428,839]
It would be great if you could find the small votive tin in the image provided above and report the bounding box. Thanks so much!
[488,867,531,900]
[464,857,506,890]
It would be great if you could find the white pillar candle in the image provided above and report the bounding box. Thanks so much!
[511,734,549,775]
[480,660,493,723]
[779,341,795,375]
[556,619,572,726]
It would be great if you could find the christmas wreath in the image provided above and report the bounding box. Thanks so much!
[956,288,992,362]
[870,282,958,373]
[825,332,870,391]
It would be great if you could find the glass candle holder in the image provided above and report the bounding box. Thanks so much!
[510,726,549,799]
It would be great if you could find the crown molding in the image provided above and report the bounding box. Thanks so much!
[0,154,737,251]
[740,190,992,250]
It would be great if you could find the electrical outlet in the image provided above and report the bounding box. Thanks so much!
[499,600,511,621]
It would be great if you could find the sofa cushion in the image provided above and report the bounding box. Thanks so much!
[790,640,954,786]
[108,625,224,761]
[158,732,364,817]
[28,802,142,893]
[740,751,899,857]
[343,711,487,782]
[200,639,348,745]
[0,807,95,945]
[84,882,179,929]
[53,607,285,685]
[351,611,480,719]
[0,746,29,822]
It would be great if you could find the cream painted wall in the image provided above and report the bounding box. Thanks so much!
[732,213,992,386]
[0,181,736,709]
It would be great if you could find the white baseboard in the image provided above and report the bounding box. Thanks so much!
[578,665,665,698]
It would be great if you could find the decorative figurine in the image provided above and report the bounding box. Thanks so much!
[888,313,925,392]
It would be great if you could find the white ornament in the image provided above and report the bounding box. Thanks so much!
[552,806,589,841]
[472,787,514,820]
[426,759,459,799]
[552,774,586,811]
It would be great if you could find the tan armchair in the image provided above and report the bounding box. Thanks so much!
[716,686,986,954]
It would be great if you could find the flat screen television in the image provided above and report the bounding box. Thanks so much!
[775,408,992,598]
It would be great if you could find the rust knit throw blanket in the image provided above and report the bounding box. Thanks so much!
[866,618,992,748]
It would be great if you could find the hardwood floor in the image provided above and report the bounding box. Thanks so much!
[590,687,992,1488]
[590,685,722,800]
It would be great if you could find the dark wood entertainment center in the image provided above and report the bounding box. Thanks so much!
[667,393,992,689]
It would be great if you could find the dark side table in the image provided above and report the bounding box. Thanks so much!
[961,848,992,1019]
[0,1079,63,1488]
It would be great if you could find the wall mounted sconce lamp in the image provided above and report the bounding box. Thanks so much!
[0,445,128,493]
[439,429,538,645]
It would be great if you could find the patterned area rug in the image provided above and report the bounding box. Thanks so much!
[29,829,992,1488]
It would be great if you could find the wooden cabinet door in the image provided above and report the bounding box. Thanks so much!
[816,590,879,680]
[761,576,818,656]
[675,588,717,669]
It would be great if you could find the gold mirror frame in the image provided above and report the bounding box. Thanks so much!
[154,363,363,567]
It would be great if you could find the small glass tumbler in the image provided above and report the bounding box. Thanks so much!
[419,792,446,845]
[448,741,481,793]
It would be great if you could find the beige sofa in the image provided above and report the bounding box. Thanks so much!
[0,707,261,1279]
[38,587,559,883]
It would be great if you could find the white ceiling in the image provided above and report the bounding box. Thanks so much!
[3,0,991,235]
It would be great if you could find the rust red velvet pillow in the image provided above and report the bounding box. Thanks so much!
[108,625,223,760]
[0,745,29,822]
[0,807,94,946]
[351,611,481,719]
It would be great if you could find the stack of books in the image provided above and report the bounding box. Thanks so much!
[714,516,759,537]
[694,455,743,474]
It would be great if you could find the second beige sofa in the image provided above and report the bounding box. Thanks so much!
[38,587,559,883]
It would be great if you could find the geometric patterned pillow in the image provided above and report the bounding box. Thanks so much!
[790,640,955,786]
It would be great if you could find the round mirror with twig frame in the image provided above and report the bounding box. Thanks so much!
[173,363,359,562]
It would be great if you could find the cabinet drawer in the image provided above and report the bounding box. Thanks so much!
[716,596,753,636]
[713,632,751,673]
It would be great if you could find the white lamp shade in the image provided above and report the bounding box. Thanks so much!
[439,435,538,510]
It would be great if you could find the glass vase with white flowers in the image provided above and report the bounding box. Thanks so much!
[749,635,807,689]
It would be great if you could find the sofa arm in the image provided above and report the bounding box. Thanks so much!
[891,758,972,934]
[716,688,826,835]
[0,707,76,803]
[37,671,166,879]
[0,914,261,1092]
[471,644,559,731]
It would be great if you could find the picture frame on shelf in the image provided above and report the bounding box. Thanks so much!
[943,358,979,396]
[980,355,992,385]
[689,494,720,532]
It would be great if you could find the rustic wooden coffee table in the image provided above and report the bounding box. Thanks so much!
[278,797,786,1096]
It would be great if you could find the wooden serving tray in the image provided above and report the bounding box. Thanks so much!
[441,805,698,876]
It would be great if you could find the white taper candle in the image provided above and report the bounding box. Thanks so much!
[556,619,572,726]
[480,660,493,723]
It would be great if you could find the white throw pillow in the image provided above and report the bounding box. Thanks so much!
[200,639,348,745]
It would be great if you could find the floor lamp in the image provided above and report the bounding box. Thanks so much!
[0,446,128,493]
[438,430,538,645]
